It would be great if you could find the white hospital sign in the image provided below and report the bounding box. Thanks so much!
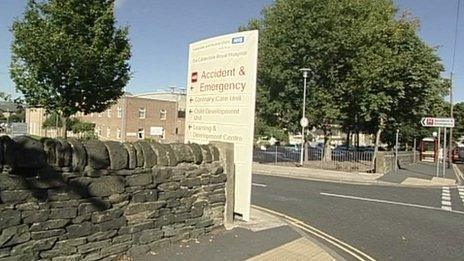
[185,30,259,221]
[420,117,455,128]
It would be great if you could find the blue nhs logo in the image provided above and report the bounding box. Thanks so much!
[232,36,245,44]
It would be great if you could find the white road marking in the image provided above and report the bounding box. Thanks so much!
[459,186,464,205]
[442,187,453,211]
[320,192,464,215]
[252,183,267,187]
[252,205,376,261]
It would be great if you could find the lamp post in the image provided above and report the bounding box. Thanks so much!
[435,129,441,177]
[299,68,311,166]
[394,129,399,172]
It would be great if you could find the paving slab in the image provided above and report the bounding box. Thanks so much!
[247,237,335,261]
[142,226,300,261]
[139,208,338,261]
[378,162,457,186]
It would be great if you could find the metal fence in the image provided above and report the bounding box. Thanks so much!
[253,145,374,171]
[0,122,27,137]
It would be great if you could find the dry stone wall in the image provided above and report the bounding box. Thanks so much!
[0,135,227,260]
[375,151,418,174]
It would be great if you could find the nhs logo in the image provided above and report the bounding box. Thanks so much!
[232,36,245,44]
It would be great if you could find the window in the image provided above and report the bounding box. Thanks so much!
[117,107,122,118]
[177,110,185,118]
[160,109,167,120]
[175,128,178,134]
[117,129,121,139]
[96,127,102,136]
[139,107,146,119]
[138,128,144,139]
[106,127,111,138]
[161,129,165,140]
[107,109,111,118]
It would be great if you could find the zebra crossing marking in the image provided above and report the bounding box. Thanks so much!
[442,187,452,211]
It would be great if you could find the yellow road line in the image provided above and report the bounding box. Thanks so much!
[252,205,376,261]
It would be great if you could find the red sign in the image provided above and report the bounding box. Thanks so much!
[191,72,198,83]
[421,117,455,128]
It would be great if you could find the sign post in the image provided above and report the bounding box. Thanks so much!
[300,117,308,166]
[395,129,399,172]
[185,30,259,221]
[436,128,441,177]
[421,117,454,178]
[443,128,447,177]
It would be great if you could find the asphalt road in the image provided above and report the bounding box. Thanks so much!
[252,174,464,261]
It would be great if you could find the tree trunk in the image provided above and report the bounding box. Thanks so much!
[323,131,332,162]
[372,118,385,169]
[55,113,60,138]
[346,131,351,147]
[61,115,68,139]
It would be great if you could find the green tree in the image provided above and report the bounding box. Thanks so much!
[42,111,66,129]
[43,113,95,139]
[452,102,464,142]
[255,117,289,143]
[0,92,12,102]
[11,0,131,138]
[245,0,448,162]
[349,13,448,158]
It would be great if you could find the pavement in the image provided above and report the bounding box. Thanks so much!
[454,164,464,184]
[140,208,338,261]
[253,162,459,187]
[378,162,457,186]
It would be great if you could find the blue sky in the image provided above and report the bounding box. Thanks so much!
[0,0,463,102]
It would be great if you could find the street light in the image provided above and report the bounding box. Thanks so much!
[299,68,311,166]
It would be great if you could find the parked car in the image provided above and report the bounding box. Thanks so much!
[283,144,301,152]
[452,147,464,163]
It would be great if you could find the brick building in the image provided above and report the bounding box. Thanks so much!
[80,94,185,142]
[132,89,186,141]
[26,91,186,143]
[26,107,56,137]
